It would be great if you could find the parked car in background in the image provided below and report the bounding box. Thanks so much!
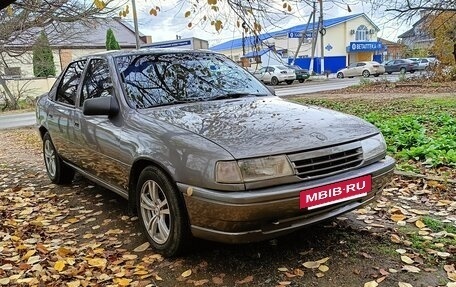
[286,64,310,83]
[383,59,418,74]
[336,61,385,79]
[409,57,438,71]
[36,49,395,256]
[253,65,296,85]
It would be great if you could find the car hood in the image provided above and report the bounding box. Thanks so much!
[137,97,379,159]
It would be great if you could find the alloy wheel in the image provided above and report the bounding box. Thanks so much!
[140,180,171,244]
[44,139,57,178]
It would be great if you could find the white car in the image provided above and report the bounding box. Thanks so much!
[253,65,296,85]
[336,61,385,78]
[412,58,438,71]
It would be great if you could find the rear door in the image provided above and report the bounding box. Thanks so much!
[46,60,86,164]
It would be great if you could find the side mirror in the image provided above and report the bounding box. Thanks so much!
[83,96,119,116]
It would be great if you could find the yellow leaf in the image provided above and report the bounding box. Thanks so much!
[22,250,36,260]
[303,261,320,269]
[390,234,401,243]
[391,214,406,222]
[181,269,192,278]
[364,281,378,287]
[287,5,292,12]
[184,11,191,18]
[278,267,288,272]
[398,283,413,287]
[66,280,81,287]
[283,3,287,8]
[150,8,157,16]
[54,260,66,272]
[188,22,193,28]
[316,272,325,278]
[7,5,13,16]
[316,257,330,264]
[279,282,291,285]
[133,242,150,252]
[415,220,425,229]
[87,258,107,269]
[113,278,132,286]
[214,20,223,32]
[401,256,414,264]
[318,265,329,272]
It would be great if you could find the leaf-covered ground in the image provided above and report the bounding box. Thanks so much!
[1,95,455,287]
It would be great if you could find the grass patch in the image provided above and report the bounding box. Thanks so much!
[422,216,456,234]
[290,97,456,171]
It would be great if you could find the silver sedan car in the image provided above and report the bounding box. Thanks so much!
[36,49,395,256]
[337,61,385,78]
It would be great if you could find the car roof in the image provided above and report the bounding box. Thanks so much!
[74,48,218,61]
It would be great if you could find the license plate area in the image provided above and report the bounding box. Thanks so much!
[299,175,372,210]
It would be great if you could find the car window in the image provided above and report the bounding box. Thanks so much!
[258,67,266,73]
[348,63,356,68]
[115,52,269,109]
[55,60,86,106]
[357,63,366,67]
[267,67,275,72]
[422,59,428,63]
[80,59,113,106]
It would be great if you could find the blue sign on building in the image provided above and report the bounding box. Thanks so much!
[347,42,384,52]
[288,32,312,38]
[144,40,192,49]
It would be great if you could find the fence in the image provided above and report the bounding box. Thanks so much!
[3,77,56,99]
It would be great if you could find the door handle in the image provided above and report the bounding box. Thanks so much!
[74,121,80,128]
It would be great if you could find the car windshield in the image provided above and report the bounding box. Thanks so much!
[115,52,270,109]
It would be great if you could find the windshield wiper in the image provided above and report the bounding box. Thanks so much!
[151,100,192,107]
[208,93,268,101]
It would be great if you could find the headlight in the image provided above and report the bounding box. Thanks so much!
[216,155,294,183]
[361,133,387,165]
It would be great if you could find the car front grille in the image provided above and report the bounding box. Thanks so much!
[287,142,363,180]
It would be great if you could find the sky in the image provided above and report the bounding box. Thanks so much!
[119,0,413,47]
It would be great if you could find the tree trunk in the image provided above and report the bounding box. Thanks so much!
[0,75,18,110]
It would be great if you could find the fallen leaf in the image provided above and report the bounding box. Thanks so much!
[193,279,209,286]
[133,242,150,252]
[54,260,66,272]
[181,269,192,278]
[21,250,36,260]
[87,258,107,269]
[316,257,330,264]
[66,280,81,287]
[235,275,253,284]
[0,278,10,285]
[318,265,329,272]
[391,214,406,222]
[278,267,289,272]
[401,256,414,264]
[303,261,320,269]
[376,276,386,283]
[113,278,132,286]
[415,220,426,229]
[402,265,420,273]
[278,281,291,286]
[364,280,378,287]
[398,282,413,287]
[294,268,304,276]
[396,249,407,254]
[391,234,401,243]
[447,282,456,287]
[316,272,325,278]
[437,252,451,258]
[444,265,455,272]
[212,277,223,285]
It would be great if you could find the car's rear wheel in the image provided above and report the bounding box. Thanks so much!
[43,132,74,184]
[270,77,279,86]
[298,79,305,83]
[374,74,380,77]
[362,70,370,78]
[387,72,392,74]
[400,67,406,74]
[286,80,294,85]
[336,72,344,79]
[137,166,189,257]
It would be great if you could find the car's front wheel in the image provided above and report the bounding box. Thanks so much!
[270,77,279,86]
[137,166,190,257]
[362,70,370,78]
[336,72,344,79]
[298,79,305,83]
[43,132,74,184]
[400,67,406,74]
[286,80,294,85]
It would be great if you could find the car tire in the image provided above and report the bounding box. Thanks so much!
[387,72,392,74]
[286,80,294,85]
[410,70,415,74]
[336,72,344,79]
[298,79,305,83]
[362,70,370,78]
[400,67,406,74]
[43,132,74,184]
[136,166,190,257]
[270,77,279,86]
[374,74,380,77]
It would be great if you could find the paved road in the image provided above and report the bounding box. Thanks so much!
[274,74,400,97]
[0,111,35,129]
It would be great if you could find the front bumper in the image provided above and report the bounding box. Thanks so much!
[178,156,395,244]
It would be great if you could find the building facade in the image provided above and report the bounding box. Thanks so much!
[211,13,385,73]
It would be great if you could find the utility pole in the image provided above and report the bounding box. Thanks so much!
[131,0,141,49]
[290,10,314,66]
[309,1,317,74]
[319,0,325,74]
